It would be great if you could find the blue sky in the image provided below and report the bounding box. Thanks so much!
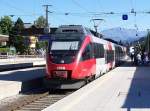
[0,0,150,31]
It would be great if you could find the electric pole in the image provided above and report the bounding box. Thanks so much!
[42,5,52,34]
[43,5,52,27]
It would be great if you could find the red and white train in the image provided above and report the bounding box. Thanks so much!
[44,25,126,89]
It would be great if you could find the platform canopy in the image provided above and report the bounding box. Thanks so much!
[0,34,9,42]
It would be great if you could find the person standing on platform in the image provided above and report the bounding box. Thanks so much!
[133,53,138,66]
[130,52,134,62]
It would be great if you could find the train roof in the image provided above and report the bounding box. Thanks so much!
[56,25,86,34]
[55,25,102,37]
[54,25,125,47]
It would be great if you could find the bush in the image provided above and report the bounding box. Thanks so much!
[0,48,9,53]
[0,47,16,55]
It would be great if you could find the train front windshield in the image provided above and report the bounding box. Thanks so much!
[49,33,82,64]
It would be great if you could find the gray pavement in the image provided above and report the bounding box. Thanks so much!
[43,64,150,111]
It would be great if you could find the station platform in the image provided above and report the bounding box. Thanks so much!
[0,58,46,71]
[43,63,150,111]
[0,67,45,100]
[0,57,46,100]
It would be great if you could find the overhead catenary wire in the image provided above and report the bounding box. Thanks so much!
[53,16,72,25]
[0,0,41,20]
[5,10,150,18]
[71,0,90,13]
[1,14,44,18]
[1,0,29,14]
[52,11,150,16]
[96,0,105,12]
[46,5,73,25]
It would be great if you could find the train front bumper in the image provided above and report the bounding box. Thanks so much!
[43,78,86,89]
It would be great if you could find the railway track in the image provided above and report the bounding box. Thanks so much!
[0,89,74,111]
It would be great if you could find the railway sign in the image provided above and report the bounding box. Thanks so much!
[122,14,128,20]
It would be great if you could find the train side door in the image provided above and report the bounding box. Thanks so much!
[80,43,95,77]
[94,43,105,78]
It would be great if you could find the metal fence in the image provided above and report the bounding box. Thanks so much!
[0,55,45,65]
[0,55,45,59]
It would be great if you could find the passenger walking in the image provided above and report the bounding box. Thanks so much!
[130,53,134,62]
[144,54,149,65]
[133,53,138,65]
[137,53,141,65]
[148,52,150,63]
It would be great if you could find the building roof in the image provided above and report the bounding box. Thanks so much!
[24,23,32,29]
[0,34,9,42]
[20,27,57,36]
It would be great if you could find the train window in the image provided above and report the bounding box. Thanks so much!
[94,43,104,58]
[115,46,119,58]
[106,50,114,63]
[51,41,79,50]
[62,29,78,33]
[99,44,104,58]
[93,43,97,58]
[81,44,92,61]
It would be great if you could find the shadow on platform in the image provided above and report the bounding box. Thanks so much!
[0,68,45,93]
[122,63,150,110]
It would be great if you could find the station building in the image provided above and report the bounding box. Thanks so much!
[0,34,9,46]
[20,26,57,54]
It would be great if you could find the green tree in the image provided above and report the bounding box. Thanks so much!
[0,16,13,35]
[14,35,27,54]
[34,16,46,28]
[14,17,24,32]
[9,17,27,54]
[0,26,2,34]
[145,31,150,53]
[36,41,47,50]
